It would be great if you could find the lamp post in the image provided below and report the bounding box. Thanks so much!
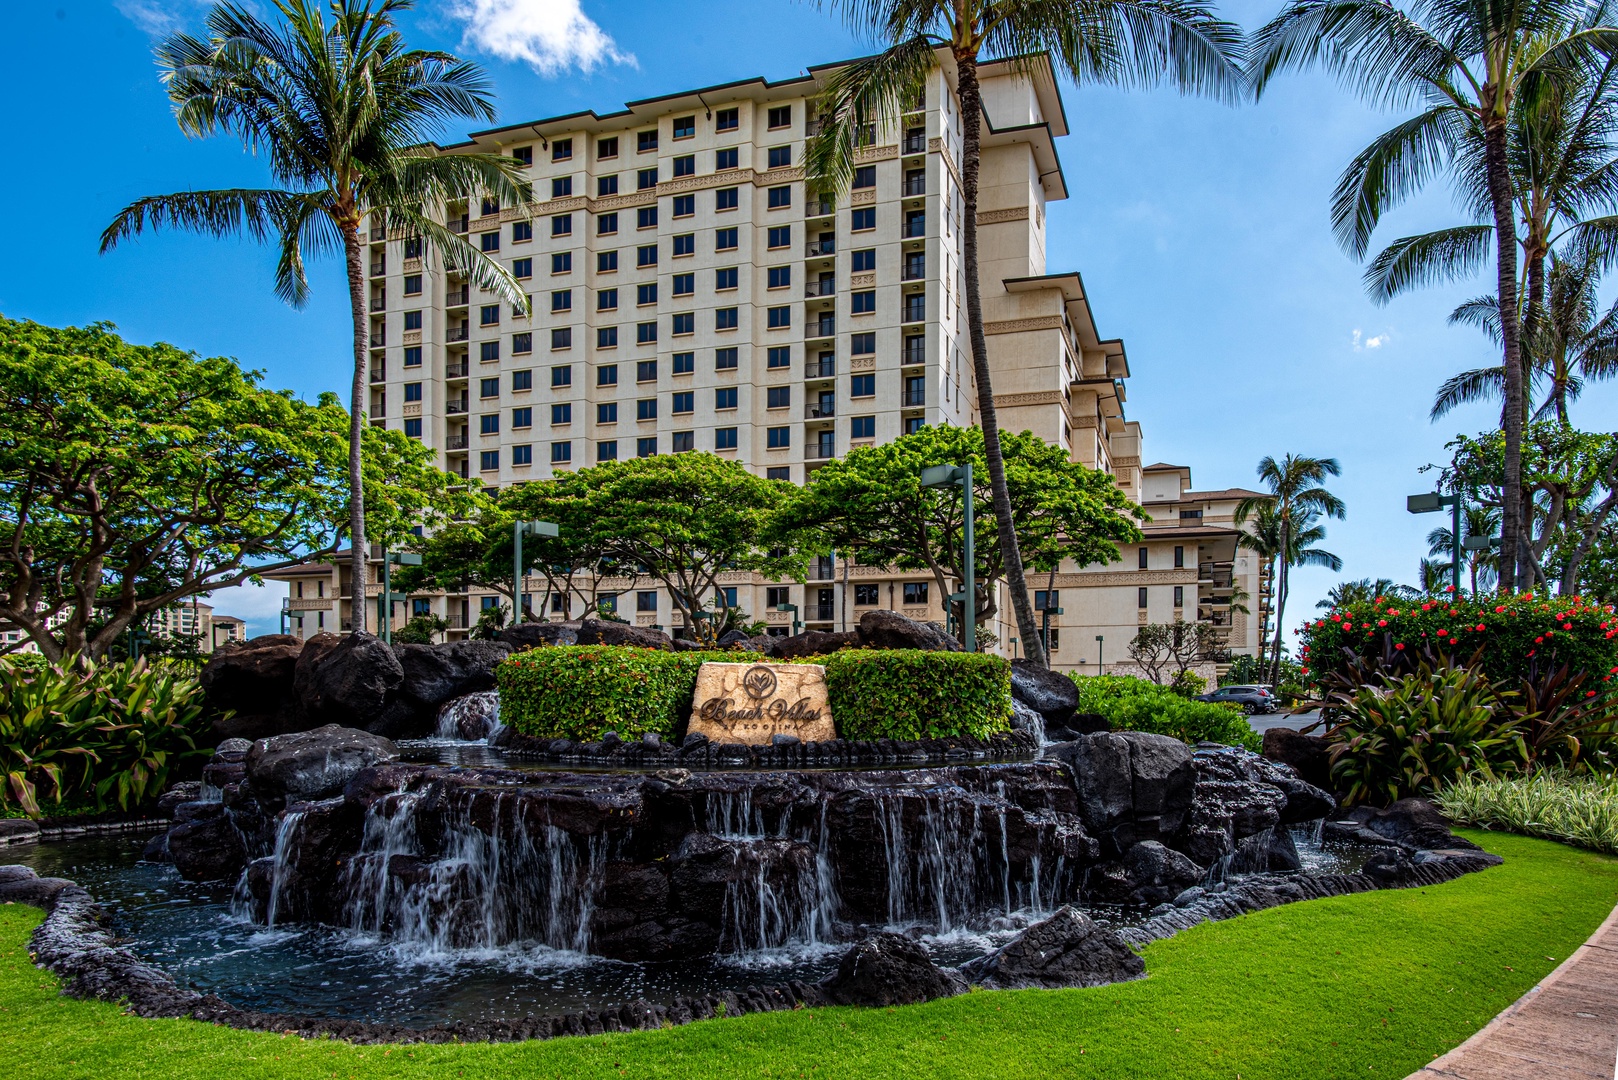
[920,462,975,651]
[1406,492,1462,594]
[1095,634,1104,676]
[378,550,422,644]
[775,603,801,636]
[513,519,560,626]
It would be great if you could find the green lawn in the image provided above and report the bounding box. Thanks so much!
[3,830,1614,1080]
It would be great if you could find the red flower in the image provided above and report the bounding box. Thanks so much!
[1588,691,1599,698]
[1445,585,1456,592]
[1395,643,1405,651]
[1564,623,1573,631]
[1332,614,1342,622]
[1343,623,1352,631]
[1437,629,1449,637]
[1496,606,1507,614]
[1536,636,1545,644]
[1378,620,1388,627]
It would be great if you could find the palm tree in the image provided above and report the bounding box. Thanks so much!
[1236,454,1346,684]
[805,0,1244,668]
[1248,0,1618,593]
[1238,501,1284,668]
[1316,577,1411,609]
[100,0,530,633]
[1427,504,1502,594]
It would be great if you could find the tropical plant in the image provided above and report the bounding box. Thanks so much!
[471,602,508,641]
[1068,673,1259,749]
[393,613,447,645]
[1436,770,1618,853]
[805,0,1244,669]
[1504,662,1618,771]
[1248,0,1618,593]
[1235,454,1346,684]
[1317,578,1414,610]
[0,318,474,662]
[1126,622,1222,685]
[100,0,530,631]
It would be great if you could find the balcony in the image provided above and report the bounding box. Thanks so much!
[814,604,836,622]
[369,226,385,241]
[902,217,926,239]
[804,279,836,298]
[805,119,824,137]
[806,198,835,217]
[809,316,836,339]
[902,345,926,366]
[902,301,926,324]
[370,295,386,312]
[805,442,836,461]
[902,177,926,197]
[445,399,469,415]
[805,239,835,257]
[805,358,835,379]
[446,434,470,450]
[805,402,835,419]
[902,134,927,154]
[449,215,469,234]
[446,327,469,342]
[447,612,469,630]
[370,258,386,275]
[369,366,386,384]
[902,257,926,281]
[810,557,835,581]
[370,331,386,348]
[446,285,469,306]
[445,361,469,379]
[902,389,926,407]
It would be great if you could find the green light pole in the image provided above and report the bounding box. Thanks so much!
[1095,634,1104,676]
[1407,492,1462,594]
[513,519,560,626]
[921,462,974,651]
[378,549,421,644]
[775,602,801,636]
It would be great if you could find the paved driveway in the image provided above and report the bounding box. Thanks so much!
[1247,709,1324,736]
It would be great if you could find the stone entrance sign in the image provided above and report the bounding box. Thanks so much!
[687,662,835,744]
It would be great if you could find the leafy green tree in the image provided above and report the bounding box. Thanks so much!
[1235,454,1346,684]
[774,426,1143,646]
[805,0,1243,669]
[0,317,472,663]
[99,0,529,631]
[1249,0,1618,593]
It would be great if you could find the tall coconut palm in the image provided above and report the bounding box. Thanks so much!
[1238,501,1285,668]
[100,0,530,633]
[1316,577,1411,608]
[1235,454,1346,684]
[1248,0,1618,593]
[805,0,1244,668]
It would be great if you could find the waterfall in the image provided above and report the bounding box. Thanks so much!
[435,691,501,741]
[264,808,309,928]
[706,790,763,839]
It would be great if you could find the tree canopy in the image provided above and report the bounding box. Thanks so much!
[0,317,474,661]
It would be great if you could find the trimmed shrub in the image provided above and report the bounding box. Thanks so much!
[1068,673,1259,750]
[821,649,1011,741]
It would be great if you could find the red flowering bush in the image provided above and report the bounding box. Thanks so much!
[1299,593,1618,689]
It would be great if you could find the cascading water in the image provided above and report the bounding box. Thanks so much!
[435,691,501,741]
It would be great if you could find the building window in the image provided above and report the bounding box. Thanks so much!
[1181,509,1203,521]
[767,386,791,409]
[551,289,572,312]
[597,250,618,273]
[716,266,739,290]
[715,347,739,370]
[852,290,876,314]
[715,426,738,450]
[480,377,500,398]
[404,346,422,367]
[673,193,694,217]
[598,364,618,386]
[598,440,618,461]
[853,165,876,189]
[1042,628,1061,653]
[767,426,790,449]
[673,233,695,256]
[716,183,738,207]
[513,332,533,355]
[767,467,790,481]
[904,582,929,605]
[637,206,658,230]
[768,105,791,129]
[636,322,657,345]
[480,414,500,435]
[767,346,791,369]
[767,225,791,248]
[718,307,740,330]
[552,176,572,199]
[850,373,875,397]
[598,288,619,311]
[637,437,657,457]
[598,174,619,197]
[672,430,695,453]
[404,310,423,330]
[1035,590,1060,611]
[551,327,572,350]
[766,306,789,329]
[513,145,534,166]
[403,274,422,295]
[854,583,880,605]
[1138,547,1149,569]
[672,115,695,139]
[551,402,571,425]
[598,401,618,423]
[551,592,569,613]
[551,138,572,161]
[512,220,533,242]
[480,450,500,472]
[673,154,695,177]
[1173,586,1185,608]
[851,207,876,231]
[597,135,619,159]
[715,386,738,410]
[768,185,792,209]
[598,594,618,614]
[551,214,572,237]
[903,292,925,323]
[672,391,694,414]
[637,359,658,382]
[716,227,738,251]
[637,244,658,268]
[598,212,618,235]
[767,266,791,289]
[637,398,657,421]
[511,259,533,281]
[480,231,500,252]
[512,407,533,429]
[637,129,658,153]
[715,107,739,131]
[1138,587,1150,609]
[851,332,875,355]
[852,248,876,272]
[637,167,658,190]
[597,326,618,348]
[637,590,658,612]
[673,351,695,375]
[851,415,875,439]
[673,273,695,296]
[403,418,422,438]
[512,369,532,391]
[480,304,500,326]
[1174,545,1185,568]
[552,441,572,463]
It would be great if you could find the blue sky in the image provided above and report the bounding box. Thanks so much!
[5,0,1613,641]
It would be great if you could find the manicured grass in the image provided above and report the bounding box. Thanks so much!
[3,830,1615,1080]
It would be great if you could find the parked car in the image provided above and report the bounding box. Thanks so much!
[1196,684,1277,714]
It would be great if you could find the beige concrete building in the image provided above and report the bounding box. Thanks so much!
[272,51,1267,673]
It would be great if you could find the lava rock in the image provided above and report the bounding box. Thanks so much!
[293,632,404,732]
[156,781,204,818]
[497,621,582,651]
[396,641,511,709]
[1261,727,1333,792]
[817,932,967,1006]
[1232,826,1301,873]
[167,814,248,882]
[245,724,398,803]
[435,691,501,741]
[1047,731,1196,857]
[0,819,39,844]
[716,629,757,648]
[199,634,306,742]
[855,610,961,652]
[1364,798,1480,852]
[771,630,858,659]
[1192,747,1335,825]
[1009,659,1079,727]
[1085,840,1203,907]
[0,865,74,906]
[960,905,1144,989]
[575,619,674,650]
[1177,775,1288,866]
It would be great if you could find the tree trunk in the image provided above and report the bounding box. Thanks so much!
[955,54,1044,667]
[1270,524,1290,686]
[342,219,370,633]
[1483,112,1526,593]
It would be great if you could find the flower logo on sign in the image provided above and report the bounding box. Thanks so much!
[741,665,778,701]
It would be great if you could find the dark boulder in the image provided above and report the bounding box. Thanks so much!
[497,621,581,651]
[772,630,857,659]
[156,781,204,819]
[1085,840,1203,907]
[576,619,674,650]
[856,609,961,652]
[960,905,1145,989]
[1047,731,1196,857]
[396,640,511,708]
[1365,798,1479,852]
[1009,659,1079,727]
[1231,826,1302,873]
[0,865,74,907]
[1261,727,1333,792]
[198,634,305,742]
[716,629,757,648]
[817,932,967,1007]
[1192,747,1335,825]
[245,724,398,803]
[167,814,248,882]
[293,632,403,732]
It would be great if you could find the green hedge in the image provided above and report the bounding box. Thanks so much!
[1068,673,1259,750]
[821,649,1012,741]
[495,646,1012,743]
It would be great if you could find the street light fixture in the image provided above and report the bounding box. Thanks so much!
[775,602,801,636]
[1095,634,1104,676]
[379,550,422,644]
[513,519,560,626]
[1406,492,1462,594]
[920,462,975,650]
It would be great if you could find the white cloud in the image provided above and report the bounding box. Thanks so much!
[447,0,634,75]
[200,580,288,640]
[1351,328,1390,351]
[115,0,216,36]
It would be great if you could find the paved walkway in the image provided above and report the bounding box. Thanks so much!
[1409,901,1618,1079]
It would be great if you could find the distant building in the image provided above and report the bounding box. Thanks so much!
[148,601,249,654]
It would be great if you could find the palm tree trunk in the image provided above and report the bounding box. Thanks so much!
[1270,524,1290,686]
[342,220,370,634]
[955,53,1044,668]
[1484,114,1525,594]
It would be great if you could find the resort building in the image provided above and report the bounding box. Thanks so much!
[273,51,1269,672]
[148,602,250,654]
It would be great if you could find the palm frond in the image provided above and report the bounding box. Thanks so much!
[805,36,939,200]
[1331,106,1468,258]
[99,189,302,253]
[1430,365,1504,420]
[1362,225,1494,303]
